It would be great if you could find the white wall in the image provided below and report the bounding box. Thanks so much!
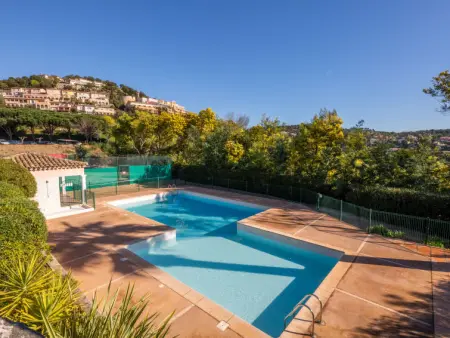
[31,168,85,216]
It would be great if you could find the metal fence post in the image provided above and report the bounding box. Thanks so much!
[316,193,321,211]
[115,182,118,195]
[340,200,343,221]
[425,217,430,244]
[93,192,96,209]
[266,184,269,195]
[245,181,248,191]
[157,177,160,189]
[369,208,372,233]
[289,186,293,199]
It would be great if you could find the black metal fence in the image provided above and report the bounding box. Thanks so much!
[177,170,450,248]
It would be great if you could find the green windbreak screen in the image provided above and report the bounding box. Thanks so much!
[86,164,171,188]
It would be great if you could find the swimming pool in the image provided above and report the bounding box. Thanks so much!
[118,191,340,337]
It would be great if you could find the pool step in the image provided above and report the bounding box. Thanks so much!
[284,293,323,337]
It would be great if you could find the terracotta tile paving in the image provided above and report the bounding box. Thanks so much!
[312,289,433,338]
[296,219,364,253]
[169,307,242,338]
[46,186,450,337]
[336,255,433,321]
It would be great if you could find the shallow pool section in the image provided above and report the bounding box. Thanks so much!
[120,192,340,337]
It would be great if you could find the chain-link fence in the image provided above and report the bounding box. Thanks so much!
[177,170,450,248]
[69,156,173,190]
[87,177,181,198]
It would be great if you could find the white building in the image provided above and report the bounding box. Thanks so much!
[76,92,91,101]
[76,105,95,113]
[94,107,115,115]
[9,153,93,219]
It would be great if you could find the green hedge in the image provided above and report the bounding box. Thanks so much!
[346,186,450,221]
[0,181,26,199]
[0,159,37,198]
[0,198,47,244]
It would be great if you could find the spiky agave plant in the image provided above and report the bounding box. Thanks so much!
[0,251,81,336]
[61,282,173,338]
[0,252,54,320]
[22,271,81,335]
[0,251,173,338]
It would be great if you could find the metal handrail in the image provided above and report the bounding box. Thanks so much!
[284,303,315,336]
[284,293,323,336]
[303,293,323,323]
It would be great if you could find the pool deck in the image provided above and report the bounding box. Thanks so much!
[47,186,450,338]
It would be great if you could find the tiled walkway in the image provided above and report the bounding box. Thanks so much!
[47,186,449,337]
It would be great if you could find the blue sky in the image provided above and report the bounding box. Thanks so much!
[1,0,449,131]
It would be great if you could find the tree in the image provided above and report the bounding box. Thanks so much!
[423,70,450,114]
[196,108,217,139]
[152,112,187,153]
[21,109,41,141]
[30,79,40,87]
[203,120,245,171]
[241,115,289,176]
[175,125,204,166]
[41,112,65,141]
[114,112,157,155]
[0,94,5,107]
[287,109,345,187]
[332,121,370,192]
[403,136,450,191]
[225,112,250,129]
[77,116,101,143]
[0,109,23,140]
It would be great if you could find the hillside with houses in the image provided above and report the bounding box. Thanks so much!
[0,74,186,115]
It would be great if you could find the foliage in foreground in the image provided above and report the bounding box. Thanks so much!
[0,253,80,334]
[0,251,172,338]
[0,181,26,199]
[0,159,37,197]
[0,197,47,244]
[61,284,172,338]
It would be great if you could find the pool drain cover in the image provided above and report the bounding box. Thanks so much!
[217,321,229,331]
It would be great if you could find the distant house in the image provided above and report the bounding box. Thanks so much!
[76,105,95,113]
[439,136,450,144]
[94,107,115,115]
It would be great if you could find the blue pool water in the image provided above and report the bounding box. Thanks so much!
[123,192,339,337]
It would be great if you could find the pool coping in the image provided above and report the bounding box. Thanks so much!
[105,188,356,337]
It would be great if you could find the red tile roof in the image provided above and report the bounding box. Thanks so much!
[9,153,87,171]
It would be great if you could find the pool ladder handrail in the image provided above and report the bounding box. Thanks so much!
[284,293,323,337]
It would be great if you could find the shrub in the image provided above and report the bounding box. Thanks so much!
[367,224,405,239]
[368,224,389,237]
[0,159,37,198]
[0,198,47,244]
[424,236,445,248]
[0,181,26,199]
[346,186,450,221]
